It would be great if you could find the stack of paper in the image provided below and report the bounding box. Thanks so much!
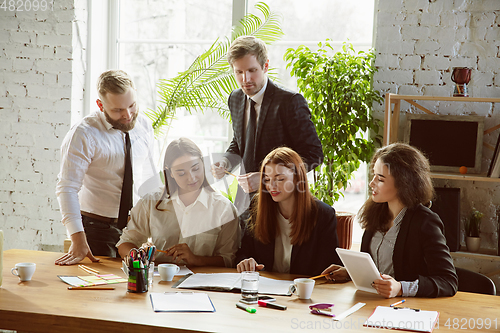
[58,274,127,287]
[150,292,215,312]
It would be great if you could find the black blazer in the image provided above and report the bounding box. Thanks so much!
[224,79,323,173]
[236,200,342,276]
[361,204,458,298]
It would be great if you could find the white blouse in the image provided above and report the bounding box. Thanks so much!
[116,187,240,267]
[272,212,293,273]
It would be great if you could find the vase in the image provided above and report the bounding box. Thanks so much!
[465,236,481,253]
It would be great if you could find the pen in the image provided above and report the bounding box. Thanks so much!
[68,287,115,290]
[258,300,287,310]
[225,170,237,178]
[309,273,328,280]
[390,299,406,307]
[236,303,256,313]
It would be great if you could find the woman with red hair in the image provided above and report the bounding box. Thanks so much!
[236,147,341,275]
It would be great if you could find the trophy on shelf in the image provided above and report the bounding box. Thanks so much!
[451,67,471,97]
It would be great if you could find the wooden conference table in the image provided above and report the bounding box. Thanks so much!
[1,249,498,333]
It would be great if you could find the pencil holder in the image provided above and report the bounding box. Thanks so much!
[127,266,148,293]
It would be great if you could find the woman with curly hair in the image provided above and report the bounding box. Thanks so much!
[322,143,458,298]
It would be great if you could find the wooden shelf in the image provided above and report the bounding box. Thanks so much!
[383,93,500,146]
[386,94,500,104]
[431,172,500,183]
[451,249,500,260]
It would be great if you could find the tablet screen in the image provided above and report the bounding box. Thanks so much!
[336,248,380,294]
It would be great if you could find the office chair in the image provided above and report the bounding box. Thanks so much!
[336,212,354,249]
[456,267,496,295]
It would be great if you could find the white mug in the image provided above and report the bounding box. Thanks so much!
[11,262,36,282]
[158,264,180,281]
[289,278,315,299]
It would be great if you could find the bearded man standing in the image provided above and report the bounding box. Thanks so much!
[55,70,160,265]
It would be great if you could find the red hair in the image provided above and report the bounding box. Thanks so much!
[250,147,317,245]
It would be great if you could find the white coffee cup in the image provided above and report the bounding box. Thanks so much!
[11,262,36,282]
[158,263,180,281]
[289,278,315,299]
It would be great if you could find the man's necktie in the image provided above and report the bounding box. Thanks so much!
[242,99,257,173]
[117,131,133,230]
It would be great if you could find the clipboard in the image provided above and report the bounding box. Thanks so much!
[150,292,215,312]
[364,306,439,333]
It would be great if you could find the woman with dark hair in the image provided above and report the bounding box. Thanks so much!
[235,147,341,275]
[322,143,458,298]
[117,138,239,267]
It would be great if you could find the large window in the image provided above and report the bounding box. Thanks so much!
[117,0,233,162]
[114,0,375,244]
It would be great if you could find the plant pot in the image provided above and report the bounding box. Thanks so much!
[336,212,354,250]
[465,236,481,253]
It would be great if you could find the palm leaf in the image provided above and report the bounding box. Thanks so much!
[146,2,284,137]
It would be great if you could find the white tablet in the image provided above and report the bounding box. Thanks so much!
[336,248,381,294]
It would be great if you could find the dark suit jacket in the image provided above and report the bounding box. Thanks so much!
[361,204,458,298]
[236,200,342,276]
[224,79,323,173]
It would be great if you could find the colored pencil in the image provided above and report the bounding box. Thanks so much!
[225,170,237,178]
[78,265,99,275]
[309,273,328,280]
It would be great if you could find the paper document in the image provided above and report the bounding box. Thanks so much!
[150,292,215,312]
[175,273,293,295]
[58,275,127,287]
[332,302,365,321]
[364,306,439,333]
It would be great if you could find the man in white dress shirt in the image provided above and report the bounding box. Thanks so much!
[55,70,160,265]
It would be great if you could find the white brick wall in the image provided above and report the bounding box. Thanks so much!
[0,0,87,251]
[374,0,500,252]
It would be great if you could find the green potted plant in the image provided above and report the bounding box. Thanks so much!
[464,208,483,252]
[284,42,383,205]
[144,2,283,203]
[284,42,383,249]
[146,2,284,138]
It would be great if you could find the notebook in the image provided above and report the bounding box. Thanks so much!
[364,306,439,332]
[173,273,293,295]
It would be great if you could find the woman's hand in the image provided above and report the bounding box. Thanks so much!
[166,243,199,266]
[140,242,156,261]
[237,172,260,193]
[373,274,402,298]
[236,258,265,273]
[321,264,349,282]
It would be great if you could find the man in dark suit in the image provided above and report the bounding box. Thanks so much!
[212,36,323,214]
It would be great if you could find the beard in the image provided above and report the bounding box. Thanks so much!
[104,109,139,132]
